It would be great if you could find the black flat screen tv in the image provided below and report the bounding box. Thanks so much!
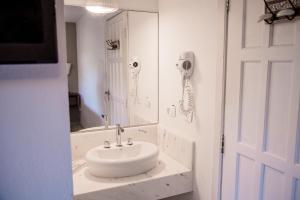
[0,0,58,64]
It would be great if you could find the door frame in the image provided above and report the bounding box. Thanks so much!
[212,0,230,199]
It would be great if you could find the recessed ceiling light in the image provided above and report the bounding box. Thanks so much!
[85,5,118,14]
[85,0,118,14]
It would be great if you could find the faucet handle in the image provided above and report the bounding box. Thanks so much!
[127,138,133,145]
[104,141,111,148]
[116,124,124,132]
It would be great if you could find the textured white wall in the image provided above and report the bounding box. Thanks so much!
[76,12,106,128]
[159,0,219,199]
[0,0,73,200]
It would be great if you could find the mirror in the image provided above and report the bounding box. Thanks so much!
[64,5,159,133]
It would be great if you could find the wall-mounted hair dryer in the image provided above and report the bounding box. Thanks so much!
[177,52,195,79]
[129,57,141,104]
[176,52,195,123]
[129,57,141,77]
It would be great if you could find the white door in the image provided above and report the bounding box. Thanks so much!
[105,12,129,126]
[221,0,300,200]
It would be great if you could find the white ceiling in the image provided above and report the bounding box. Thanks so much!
[64,5,85,23]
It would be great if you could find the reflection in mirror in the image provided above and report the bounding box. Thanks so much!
[64,5,158,133]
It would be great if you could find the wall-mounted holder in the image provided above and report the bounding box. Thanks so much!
[106,40,120,50]
[258,0,300,24]
[176,52,195,123]
[166,105,177,118]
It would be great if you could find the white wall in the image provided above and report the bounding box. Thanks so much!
[159,0,219,199]
[0,0,73,199]
[128,11,159,125]
[118,0,158,12]
[76,11,106,128]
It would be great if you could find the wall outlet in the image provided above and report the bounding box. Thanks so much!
[166,105,176,118]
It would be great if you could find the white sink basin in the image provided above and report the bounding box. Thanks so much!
[85,141,159,178]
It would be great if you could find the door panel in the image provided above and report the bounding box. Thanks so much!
[105,12,129,125]
[261,166,285,200]
[239,62,264,148]
[221,0,300,199]
[264,62,294,159]
[242,0,264,48]
[294,179,300,199]
[235,155,256,200]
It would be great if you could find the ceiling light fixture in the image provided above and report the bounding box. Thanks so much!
[85,0,118,14]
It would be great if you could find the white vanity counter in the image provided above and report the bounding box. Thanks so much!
[71,125,194,200]
[73,153,192,200]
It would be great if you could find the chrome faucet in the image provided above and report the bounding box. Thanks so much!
[116,124,124,147]
[101,114,109,129]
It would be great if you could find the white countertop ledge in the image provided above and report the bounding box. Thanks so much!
[73,152,193,200]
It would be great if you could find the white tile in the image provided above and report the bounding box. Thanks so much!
[158,126,194,169]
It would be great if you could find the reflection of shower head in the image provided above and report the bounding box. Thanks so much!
[66,63,72,75]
